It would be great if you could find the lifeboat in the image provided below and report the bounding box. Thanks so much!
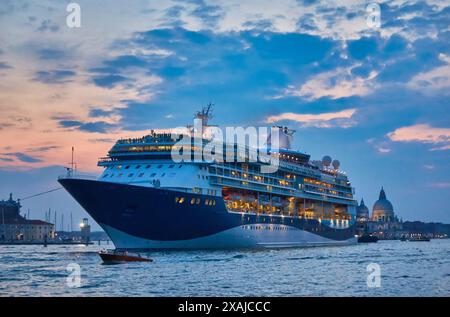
[99,249,153,263]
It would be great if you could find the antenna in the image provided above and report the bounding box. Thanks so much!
[67,146,77,175]
[194,103,214,126]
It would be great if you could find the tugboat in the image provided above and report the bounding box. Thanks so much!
[99,249,153,263]
[357,234,378,243]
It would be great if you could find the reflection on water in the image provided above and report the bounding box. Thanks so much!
[0,240,449,296]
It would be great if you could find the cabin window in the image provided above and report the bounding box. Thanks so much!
[150,173,156,177]
[128,173,134,177]
[136,165,141,169]
[178,165,182,168]
[125,165,130,169]
[103,174,108,178]
[169,165,174,169]
[138,173,144,177]
[145,165,151,169]
[157,165,162,168]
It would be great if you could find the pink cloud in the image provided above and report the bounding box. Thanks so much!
[387,124,450,150]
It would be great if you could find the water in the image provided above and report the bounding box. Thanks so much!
[1,240,449,296]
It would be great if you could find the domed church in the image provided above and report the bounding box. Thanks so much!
[371,187,395,222]
[357,187,404,239]
[356,198,370,222]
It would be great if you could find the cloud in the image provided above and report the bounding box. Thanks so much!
[427,182,450,189]
[285,67,377,100]
[58,120,117,133]
[266,108,357,128]
[376,146,392,154]
[92,74,129,88]
[33,70,76,84]
[26,145,61,153]
[408,53,450,92]
[189,0,224,28]
[37,19,59,32]
[2,152,43,163]
[0,61,12,69]
[387,124,450,150]
[37,48,68,60]
[88,107,117,118]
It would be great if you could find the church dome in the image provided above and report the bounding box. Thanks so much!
[356,198,369,220]
[372,187,395,222]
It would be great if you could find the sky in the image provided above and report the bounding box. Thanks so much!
[0,0,449,230]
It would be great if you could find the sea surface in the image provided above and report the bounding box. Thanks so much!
[0,239,449,296]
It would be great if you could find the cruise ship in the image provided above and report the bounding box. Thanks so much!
[59,106,357,249]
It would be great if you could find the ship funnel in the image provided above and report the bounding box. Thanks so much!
[266,126,295,150]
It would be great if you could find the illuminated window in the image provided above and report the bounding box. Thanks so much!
[191,198,196,204]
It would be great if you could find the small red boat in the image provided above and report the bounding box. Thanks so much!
[99,249,153,263]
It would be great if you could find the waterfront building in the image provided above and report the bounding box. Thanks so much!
[0,194,54,242]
